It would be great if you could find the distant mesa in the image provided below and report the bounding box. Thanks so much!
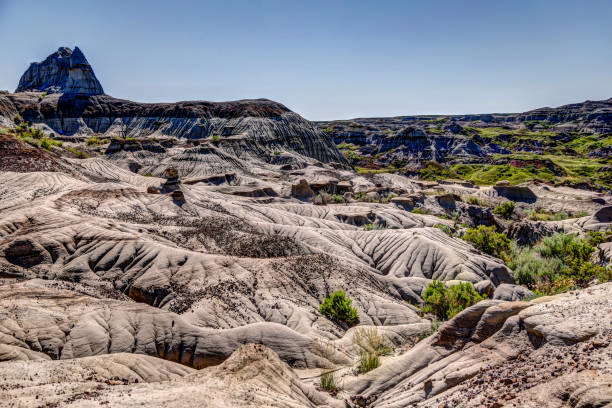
[16,46,104,95]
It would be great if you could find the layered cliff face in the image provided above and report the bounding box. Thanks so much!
[1,47,348,171]
[16,47,104,95]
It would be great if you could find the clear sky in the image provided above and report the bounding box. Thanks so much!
[1,0,611,120]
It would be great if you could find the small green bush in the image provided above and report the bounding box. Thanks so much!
[493,201,515,219]
[39,137,62,151]
[354,191,377,202]
[411,208,429,215]
[320,371,341,392]
[527,209,571,221]
[537,233,575,259]
[319,290,359,326]
[212,134,220,144]
[67,147,91,159]
[434,223,453,236]
[422,280,486,320]
[331,194,345,204]
[418,318,442,341]
[466,196,484,206]
[463,226,511,263]
[509,233,612,295]
[86,136,110,146]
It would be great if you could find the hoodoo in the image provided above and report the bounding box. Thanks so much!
[16,46,104,95]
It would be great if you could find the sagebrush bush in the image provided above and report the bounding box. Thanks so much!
[462,225,511,263]
[509,244,563,288]
[423,280,485,320]
[319,290,359,326]
[508,233,612,295]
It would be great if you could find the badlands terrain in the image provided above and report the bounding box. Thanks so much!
[0,47,610,407]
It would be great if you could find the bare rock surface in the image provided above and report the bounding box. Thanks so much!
[16,47,104,95]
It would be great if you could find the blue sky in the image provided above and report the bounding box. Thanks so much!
[1,0,611,120]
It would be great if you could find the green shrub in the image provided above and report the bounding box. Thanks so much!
[67,147,91,158]
[86,136,109,146]
[527,209,574,221]
[466,196,484,206]
[493,201,515,219]
[537,233,575,259]
[463,226,511,263]
[509,233,612,295]
[434,223,453,236]
[587,228,612,246]
[411,208,429,215]
[508,244,563,288]
[331,194,345,204]
[319,290,359,326]
[354,191,377,202]
[422,280,486,320]
[320,371,341,392]
[39,137,62,151]
[212,134,220,144]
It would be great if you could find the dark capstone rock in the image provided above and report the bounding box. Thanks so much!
[16,47,104,95]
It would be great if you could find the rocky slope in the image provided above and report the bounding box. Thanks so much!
[318,100,612,191]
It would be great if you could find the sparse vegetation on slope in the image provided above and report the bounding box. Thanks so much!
[509,232,612,295]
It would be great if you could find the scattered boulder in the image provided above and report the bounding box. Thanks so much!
[291,179,315,199]
[492,283,534,301]
[390,196,415,209]
[506,220,561,246]
[593,205,612,223]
